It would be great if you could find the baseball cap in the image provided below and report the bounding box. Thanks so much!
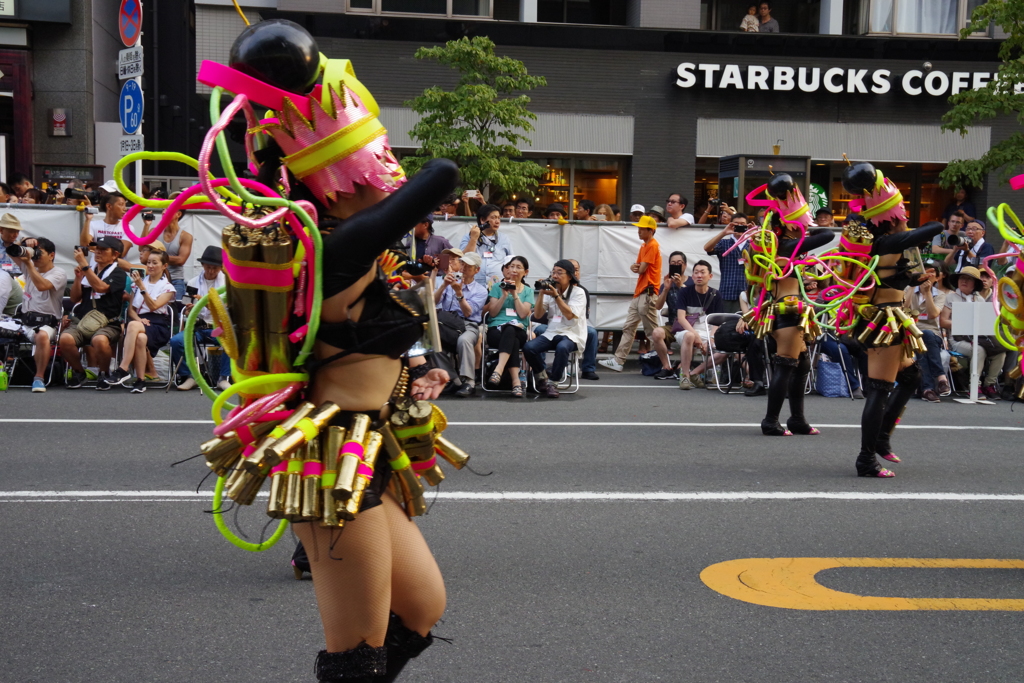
[632,215,658,231]
[630,204,645,214]
[99,180,119,193]
[95,235,124,254]
[460,252,483,268]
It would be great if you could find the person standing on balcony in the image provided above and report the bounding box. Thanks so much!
[758,2,780,32]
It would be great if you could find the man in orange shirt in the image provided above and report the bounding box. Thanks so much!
[600,215,662,372]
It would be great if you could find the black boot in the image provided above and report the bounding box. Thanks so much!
[292,541,310,580]
[787,352,819,435]
[379,613,435,682]
[875,363,920,463]
[314,643,387,682]
[856,378,896,478]
[762,355,798,435]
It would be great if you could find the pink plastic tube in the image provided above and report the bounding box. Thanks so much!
[213,383,301,437]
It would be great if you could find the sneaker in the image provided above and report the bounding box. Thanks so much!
[109,367,132,386]
[95,373,111,391]
[66,370,86,389]
[851,387,864,400]
[921,389,941,403]
[982,385,1001,400]
[937,377,951,395]
[691,374,706,389]
[654,368,677,381]
[455,382,475,397]
[177,377,198,391]
[581,371,600,381]
[598,358,624,372]
[84,367,98,381]
[678,375,693,390]
[130,378,147,393]
[216,379,231,392]
[31,377,46,393]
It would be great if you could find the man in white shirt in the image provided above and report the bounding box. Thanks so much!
[170,246,229,391]
[82,191,135,270]
[524,259,588,398]
[940,266,1004,399]
[11,237,67,392]
[664,193,695,229]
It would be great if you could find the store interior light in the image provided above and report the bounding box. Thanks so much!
[895,164,906,167]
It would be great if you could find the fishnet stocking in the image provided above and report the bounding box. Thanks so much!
[292,491,446,652]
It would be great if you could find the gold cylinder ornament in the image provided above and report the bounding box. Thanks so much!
[243,402,317,474]
[262,402,341,468]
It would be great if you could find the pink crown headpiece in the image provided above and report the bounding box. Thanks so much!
[198,58,406,206]
[745,183,813,230]
[849,170,907,226]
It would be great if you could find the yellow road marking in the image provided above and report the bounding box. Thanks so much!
[701,558,1024,611]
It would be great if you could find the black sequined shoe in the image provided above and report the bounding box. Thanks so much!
[314,643,386,682]
[379,613,435,682]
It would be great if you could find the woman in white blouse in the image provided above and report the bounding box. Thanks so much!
[110,251,176,392]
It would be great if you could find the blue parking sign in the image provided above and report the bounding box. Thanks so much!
[119,79,143,135]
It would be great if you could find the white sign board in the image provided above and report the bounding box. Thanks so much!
[119,134,144,156]
[118,46,144,80]
[0,1,14,18]
[950,301,998,337]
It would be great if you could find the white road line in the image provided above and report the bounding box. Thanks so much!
[0,419,1021,430]
[2,490,1024,502]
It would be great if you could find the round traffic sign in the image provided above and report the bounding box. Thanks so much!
[119,79,144,134]
[119,0,142,47]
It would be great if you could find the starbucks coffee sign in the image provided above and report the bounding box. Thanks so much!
[675,62,999,97]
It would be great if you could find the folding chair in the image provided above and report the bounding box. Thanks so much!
[167,306,222,391]
[479,316,531,394]
[1,305,66,388]
[701,313,739,393]
[527,345,581,394]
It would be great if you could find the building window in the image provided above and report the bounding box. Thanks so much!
[534,156,622,213]
[348,0,492,17]
[537,0,627,25]
[858,0,987,35]
[700,1,823,34]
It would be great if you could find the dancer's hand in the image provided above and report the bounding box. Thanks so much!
[411,368,449,400]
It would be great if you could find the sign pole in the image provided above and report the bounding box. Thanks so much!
[970,302,981,402]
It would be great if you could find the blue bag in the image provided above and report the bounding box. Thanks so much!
[815,357,849,398]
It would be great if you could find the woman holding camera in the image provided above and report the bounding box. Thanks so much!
[484,255,534,397]
[110,250,175,393]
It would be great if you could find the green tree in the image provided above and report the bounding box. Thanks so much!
[403,37,547,202]
[941,0,1024,189]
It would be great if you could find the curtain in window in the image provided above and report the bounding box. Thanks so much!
[895,0,957,34]
[869,0,893,32]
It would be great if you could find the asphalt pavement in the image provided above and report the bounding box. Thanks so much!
[2,368,1024,682]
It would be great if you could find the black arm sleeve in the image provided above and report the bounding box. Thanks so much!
[321,158,460,297]
[871,221,944,256]
[777,228,834,258]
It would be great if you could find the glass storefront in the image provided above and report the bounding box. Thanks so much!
[532,156,623,214]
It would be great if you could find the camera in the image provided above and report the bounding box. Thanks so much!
[44,185,60,195]
[185,285,199,299]
[400,260,433,277]
[142,211,155,221]
[5,244,39,260]
[946,234,962,247]
[453,272,462,283]
[499,280,517,290]
[534,278,555,291]
[65,188,100,203]
[709,198,722,207]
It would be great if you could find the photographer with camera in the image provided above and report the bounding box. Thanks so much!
[141,197,192,299]
[524,260,588,398]
[433,251,487,397]
[484,256,534,397]
[704,212,749,313]
[931,211,965,256]
[460,203,515,286]
[697,198,734,226]
[60,236,128,390]
[0,212,25,277]
[943,219,994,274]
[405,214,452,271]
[8,237,67,392]
[171,247,228,391]
[81,190,134,272]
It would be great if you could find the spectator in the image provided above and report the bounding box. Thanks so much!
[599,215,662,372]
[502,203,515,218]
[0,182,15,203]
[19,188,50,205]
[142,201,193,299]
[405,214,452,270]
[109,251,176,393]
[944,219,994,273]
[758,2,780,32]
[172,246,230,391]
[82,190,133,270]
[0,268,22,315]
[611,204,621,221]
[434,193,460,219]
[676,260,726,389]
[905,262,949,402]
[649,251,692,379]
[9,172,34,198]
[1,212,24,277]
[940,266,1004,399]
[811,273,864,399]
[546,203,567,220]
[434,252,487,398]
[60,236,128,390]
[697,200,734,226]
[139,239,167,267]
[576,200,595,220]
[460,203,514,286]
[931,211,966,256]
[740,4,760,31]
[648,205,667,223]
[10,237,67,392]
[525,259,588,398]
[567,258,601,380]
[942,188,976,223]
[665,193,695,229]
[515,199,533,219]
[703,212,749,313]
[594,204,616,221]
[815,208,835,227]
[483,256,534,397]
[629,204,645,222]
